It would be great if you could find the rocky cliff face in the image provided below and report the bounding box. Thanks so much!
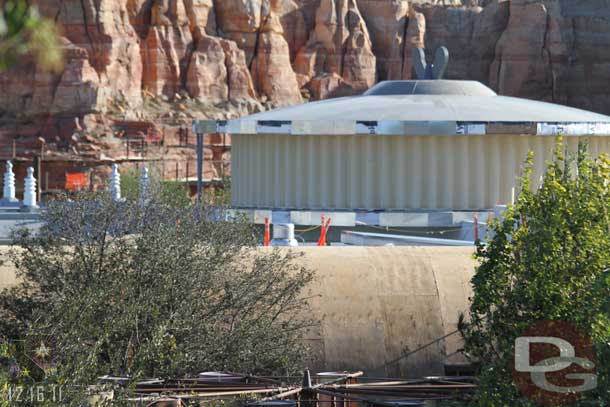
[2,0,609,119]
[0,0,609,192]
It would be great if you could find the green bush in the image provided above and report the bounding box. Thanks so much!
[0,1,63,71]
[0,191,314,405]
[460,139,610,406]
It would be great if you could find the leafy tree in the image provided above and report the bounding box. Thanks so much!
[0,191,314,405]
[120,167,192,208]
[460,138,610,406]
[0,0,62,71]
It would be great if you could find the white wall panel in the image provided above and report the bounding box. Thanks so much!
[231,134,610,211]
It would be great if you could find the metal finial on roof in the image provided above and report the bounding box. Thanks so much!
[413,46,449,80]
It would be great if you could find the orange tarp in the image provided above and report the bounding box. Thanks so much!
[65,172,89,191]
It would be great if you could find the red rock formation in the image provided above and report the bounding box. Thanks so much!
[356,0,410,80]
[142,26,189,97]
[51,43,102,115]
[0,0,143,116]
[468,0,509,84]
[59,0,144,108]
[270,0,309,61]
[221,40,258,102]
[489,0,571,103]
[402,8,426,79]
[213,0,263,65]
[294,0,376,99]
[421,4,482,79]
[250,12,302,105]
[186,35,257,103]
[566,3,610,113]
[186,35,231,102]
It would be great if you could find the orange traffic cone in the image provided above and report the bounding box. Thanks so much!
[317,214,326,246]
[323,217,332,245]
[318,216,332,246]
[264,217,271,247]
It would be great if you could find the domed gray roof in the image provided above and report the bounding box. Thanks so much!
[193,80,610,136]
[364,80,497,96]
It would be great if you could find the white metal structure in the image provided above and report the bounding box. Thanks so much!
[194,80,610,211]
[271,223,299,246]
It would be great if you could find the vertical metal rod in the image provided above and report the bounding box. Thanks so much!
[39,143,44,202]
[12,139,16,159]
[221,132,226,179]
[197,133,204,204]
[34,156,42,203]
[162,156,166,181]
[186,161,189,185]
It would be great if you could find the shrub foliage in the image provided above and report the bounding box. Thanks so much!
[461,139,610,406]
[0,191,314,404]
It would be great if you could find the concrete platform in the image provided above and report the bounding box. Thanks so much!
[231,208,504,228]
[0,207,42,245]
[341,231,474,246]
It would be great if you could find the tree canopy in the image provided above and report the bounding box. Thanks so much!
[0,0,62,71]
[0,189,314,405]
[461,139,610,406]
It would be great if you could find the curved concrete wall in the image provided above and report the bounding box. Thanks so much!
[298,246,475,378]
[232,134,610,210]
[0,246,476,378]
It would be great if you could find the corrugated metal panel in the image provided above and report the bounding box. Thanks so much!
[232,134,610,210]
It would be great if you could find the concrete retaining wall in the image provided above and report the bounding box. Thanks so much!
[299,246,475,378]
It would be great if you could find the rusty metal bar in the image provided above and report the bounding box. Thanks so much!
[259,371,364,403]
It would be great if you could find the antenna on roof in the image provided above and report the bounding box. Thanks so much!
[413,46,449,80]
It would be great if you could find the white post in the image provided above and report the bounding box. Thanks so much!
[271,223,299,247]
[22,167,38,210]
[139,167,150,206]
[1,161,18,205]
[110,164,123,202]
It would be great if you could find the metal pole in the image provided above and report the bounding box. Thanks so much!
[221,132,226,179]
[196,133,203,204]
[34,156,41,203]
[38,142,44,202]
